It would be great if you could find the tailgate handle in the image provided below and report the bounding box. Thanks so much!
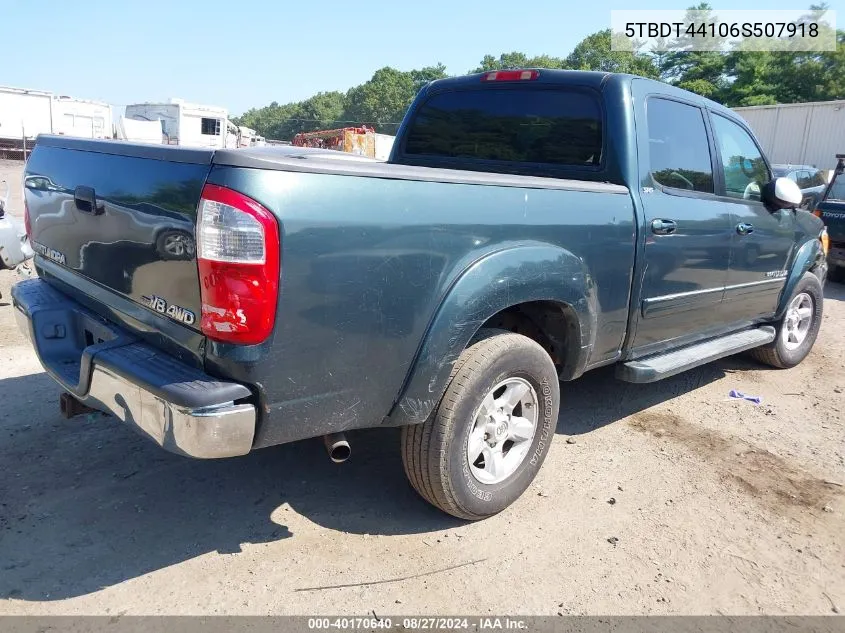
[74,186,104,215]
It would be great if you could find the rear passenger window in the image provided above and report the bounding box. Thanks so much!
[403,88,603,167]
[646,99,714,193]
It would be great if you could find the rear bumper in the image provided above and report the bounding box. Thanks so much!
[11,278,256,458]
[828,243,845,268]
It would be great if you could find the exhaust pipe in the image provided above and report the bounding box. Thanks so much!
[323,432,351,463]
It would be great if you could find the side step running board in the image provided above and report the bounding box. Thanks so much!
[616,326,776,383]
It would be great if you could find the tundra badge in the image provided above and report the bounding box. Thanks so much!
[31,241,66,265]
[141,295,196,325]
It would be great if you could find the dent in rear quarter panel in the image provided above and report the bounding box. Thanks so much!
[205,166,635,447]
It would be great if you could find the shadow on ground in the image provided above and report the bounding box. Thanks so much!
[824,278,845,302]
[0,357,732,601]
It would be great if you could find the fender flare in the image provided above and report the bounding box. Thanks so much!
[776,237,823,318]
[388,243,597,426]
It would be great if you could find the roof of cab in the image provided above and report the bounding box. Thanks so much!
[424,69,612,92]
[422,69,739,121]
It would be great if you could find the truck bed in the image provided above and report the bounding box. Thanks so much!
[24,134,636,449]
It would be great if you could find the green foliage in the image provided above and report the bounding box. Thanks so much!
[660,3,845,106]
[236,5,845,141]
[565,29,659,77]
[471,52,568,72]
[345,64,448,132]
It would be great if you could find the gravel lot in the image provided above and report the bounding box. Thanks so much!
[0,159,842,616]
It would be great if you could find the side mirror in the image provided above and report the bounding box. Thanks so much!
[762,177,803,210]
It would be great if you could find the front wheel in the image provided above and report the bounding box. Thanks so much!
[750,271,823,368]
[401,330,560,520]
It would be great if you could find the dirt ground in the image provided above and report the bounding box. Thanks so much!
[0,159,843,616]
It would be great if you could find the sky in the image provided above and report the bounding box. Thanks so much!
[2,0,842,117]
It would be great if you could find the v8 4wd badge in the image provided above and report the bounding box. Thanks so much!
[141,294,196,326]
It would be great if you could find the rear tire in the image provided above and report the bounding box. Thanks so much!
[749,271,823,369]
[401,330,560,520]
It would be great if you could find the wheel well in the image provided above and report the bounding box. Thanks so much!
[478,300,579,374]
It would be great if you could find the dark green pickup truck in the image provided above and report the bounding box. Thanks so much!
[13,70,827,520]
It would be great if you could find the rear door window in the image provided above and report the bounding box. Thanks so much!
[646,98,714,193]
[403,88,603,168]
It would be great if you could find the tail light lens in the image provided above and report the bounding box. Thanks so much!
[196,184,280,345]
[813,208,822,218]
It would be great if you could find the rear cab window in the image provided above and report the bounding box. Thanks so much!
[401,87,603,173]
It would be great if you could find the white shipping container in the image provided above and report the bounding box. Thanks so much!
[374,133,395,161]
[733,100,845,170]
[0,86,53,140]
[52,96,112,139]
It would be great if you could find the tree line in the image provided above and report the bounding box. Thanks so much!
[234,3,845,141]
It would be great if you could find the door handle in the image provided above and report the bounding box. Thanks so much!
[736,222,754,235]
[651,219,677,235]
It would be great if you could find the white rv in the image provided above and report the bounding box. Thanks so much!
[0,86,53,141]
[124,99,230,149]
[52,96,112,139]
[115,116,164,144]
[236,125,266,147]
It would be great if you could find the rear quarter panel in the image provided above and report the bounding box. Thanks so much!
[206,166,635,446]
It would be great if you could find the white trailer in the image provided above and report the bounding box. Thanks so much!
[236,125,266,147]
[51,96,112,139]
[733,100,845,169]
[115,116,164,144]
[124,99,229,149]
[0,86,53,141]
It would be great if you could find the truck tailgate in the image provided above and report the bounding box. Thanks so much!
[24,136,213,332]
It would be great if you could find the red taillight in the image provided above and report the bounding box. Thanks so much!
[481,69,540,82]
[196,183,280,345]
[813,209,822,218]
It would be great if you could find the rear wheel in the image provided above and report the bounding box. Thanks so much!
[401,330,560,520]
[749,271,823,368]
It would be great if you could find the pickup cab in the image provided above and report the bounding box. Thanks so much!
[13,70,828,520]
